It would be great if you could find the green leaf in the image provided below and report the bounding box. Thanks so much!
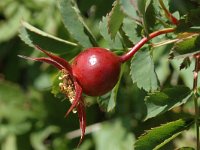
[180,57,191,70]
[119,0,139,20]
[97,64,125,112]
[122,18,141,44]
[134,118,194,150]
[145,86,192,120]
[0,123,31,138]
[99,16,123,50]
[170,58,200,88]
[19,21,78,55]
[137,0,154,35]
[0,80,45,123]
[137,0,152,14]
[108,0,125,39]
[176,147,195,150]
[175,8,200,33]
[0,6,29,42]
[172,34,200,57]
[130,48,159,92]
[93,120,135,150]
[0,81,27,122]
[58,0,97,48]
[31,126,60,150]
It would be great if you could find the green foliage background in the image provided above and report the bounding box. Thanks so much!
[0,0,200,149]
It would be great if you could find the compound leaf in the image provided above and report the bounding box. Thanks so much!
[58,0,97,48]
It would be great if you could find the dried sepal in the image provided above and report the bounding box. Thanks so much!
[19,46,87,146]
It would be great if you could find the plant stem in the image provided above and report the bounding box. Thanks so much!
[193,55,200,150]
[158,0,179,25]
[120,28,175,63]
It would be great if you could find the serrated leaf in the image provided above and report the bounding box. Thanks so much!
[97,64,124,112]
[108,0,125,39]
[180,57,191,70]
[122,18,141,44]
[145,86,192,120]
[58,0,97,48]
[99,16,123,50]
[130,48,159,92]
[134,118,194,150]
[119,0,139,20]
[19,21,78,55]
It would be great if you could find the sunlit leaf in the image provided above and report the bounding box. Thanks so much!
[119,0,139,21]
[145,86,192,120]
[122,18,141,44]
[58,0,97,48]
[19,21,78,55]
[108,0,125,39]
[134,118,194,150]
[130,48,159,92]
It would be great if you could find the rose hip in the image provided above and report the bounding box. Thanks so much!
[72,47,121,96]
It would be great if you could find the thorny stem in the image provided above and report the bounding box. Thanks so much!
[193,55,200,150]
[120,28,175,63]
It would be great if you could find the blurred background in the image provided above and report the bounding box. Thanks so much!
[0,0,197,149]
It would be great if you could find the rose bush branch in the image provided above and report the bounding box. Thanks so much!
[158,0,179,25]
[119,28,175,63]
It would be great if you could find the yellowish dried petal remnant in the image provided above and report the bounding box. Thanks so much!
[59,69,75,104]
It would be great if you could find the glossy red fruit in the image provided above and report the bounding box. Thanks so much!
[72,47,121,96]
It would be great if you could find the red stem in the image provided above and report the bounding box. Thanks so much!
[158,0,179,25]
[119,28,175,63]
